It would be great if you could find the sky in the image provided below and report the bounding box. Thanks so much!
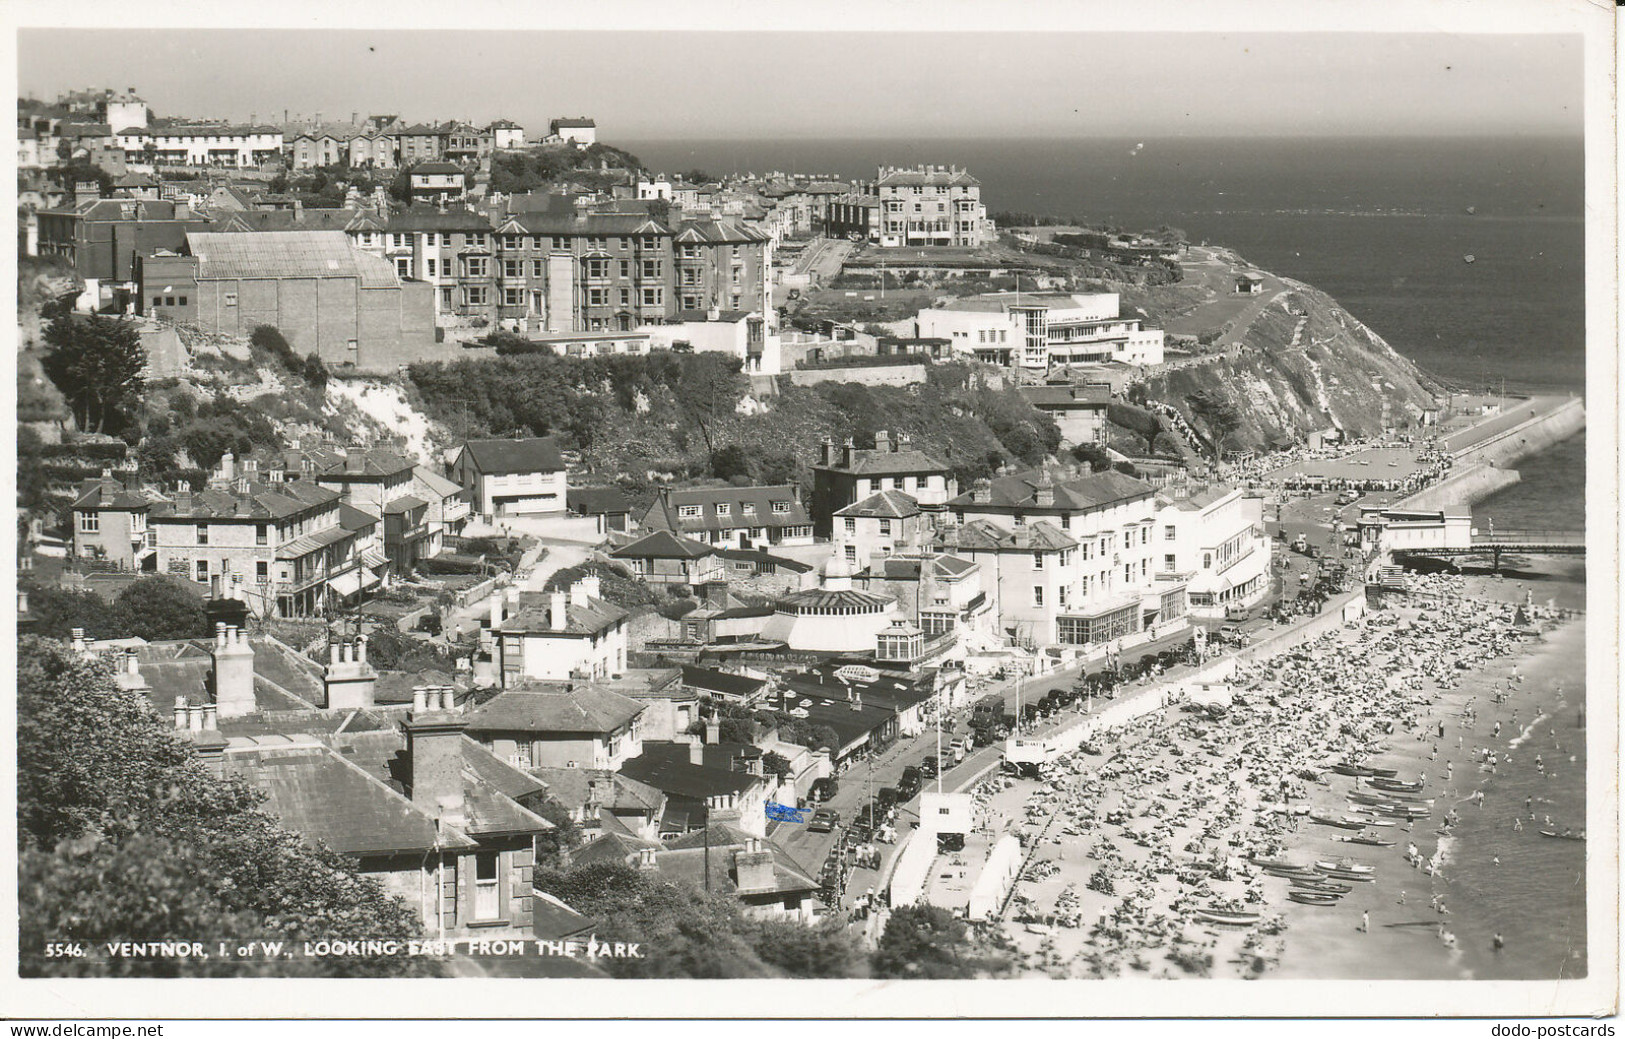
[16,29,1583,140]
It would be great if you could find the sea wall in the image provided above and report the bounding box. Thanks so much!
[1400,463,1521,512]
[1455,398,1586,469]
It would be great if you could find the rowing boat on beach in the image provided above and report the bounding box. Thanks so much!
[1329,763,1398,778]
[1288,891,1343,906]
[1290,879,1352,894]
[1310,812,1365,829]
[1539,830,1586,841]
[1368,777,1426,793]
[1315,858,1374,874]
[1338,835,1397,847]
[1192,908,1262,926]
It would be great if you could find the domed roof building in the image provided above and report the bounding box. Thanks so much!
[759,555,898,653]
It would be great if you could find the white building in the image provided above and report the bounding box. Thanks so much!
[493,576,630,686]
[872,165,992,247]
[1155,488,1271,618]
[759,557,899,653]
[549,117,597,146]
[918,291,1164,371]
[450,437,568,520]
[942,467,1188,648]
[115,124,285,168]
[489,120,526,150]
[637,311,782,375]
[637,175,672,201]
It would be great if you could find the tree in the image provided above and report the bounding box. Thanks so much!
[718,716,755,745]
[302,351,328,389]
[17,638,435,977]
[40,314,146,434]
[709,444,751,481]
[872,905,1006,979]
[18,581,111,641]
[1186,390,1243,463]
[140,141,158,168]
[761,751,792,781]
[111,576,208,641]
[676,354,747,456]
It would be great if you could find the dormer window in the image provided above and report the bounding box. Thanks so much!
[715,503,731,517]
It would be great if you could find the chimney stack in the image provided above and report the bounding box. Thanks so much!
[841,438,855,469]
[405,693,468,826]
[734,842,776,894]
[212,625,257,718]
[636,847,659,871]
[818,436,834,467]
[705,720,721,745]
[71,628,88,656]
[550,590,568,631]
[324,634,377,709]
[689,735,706,766]
[174,696,189,730]
[874,430,891,455]
[489,590,505,630]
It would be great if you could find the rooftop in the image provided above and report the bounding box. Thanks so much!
[835,489,921,520]
[611,529,716,561]
[948,467,1153,512]
[457,437,566,476]
[185,231,400,290]
[462,687,645,736]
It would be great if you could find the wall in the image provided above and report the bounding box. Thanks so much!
[787,363,928,388]
[1398,463,1520,512]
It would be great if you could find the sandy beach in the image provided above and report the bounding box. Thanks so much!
[976,565,1585,980]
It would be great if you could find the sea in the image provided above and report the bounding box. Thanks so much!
[626,135,1588,530]
[630,135,1592,979]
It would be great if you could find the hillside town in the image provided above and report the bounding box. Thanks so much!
[17,85,1575,981]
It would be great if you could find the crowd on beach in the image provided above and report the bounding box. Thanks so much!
[979,570,1570,979]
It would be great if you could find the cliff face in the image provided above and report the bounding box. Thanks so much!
[1125,265,1444,454]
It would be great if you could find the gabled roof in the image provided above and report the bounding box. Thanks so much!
[530,767,665,814]
[73,477,165,511]
[318,447,416,479]
[948,468,1154,512]
[569,830,661,868]
[835,489,920,520]
[672,218,768,245]
[185,231,400,289]
[501,594,629,638]
[654,825,820,897]
[712,547,815,574]
[611,530,716,561]
[550,117,596,128]
[818,444,950,477]
[206,209,370,235]
[875,167,980,188]
[411,161,466,176]
[384,205,493,233]
[413,466,461,500]
[937,518,1078,553]
[327,730,553,839]
[225,739,477,856]
[618,743,764,800]
[640,485,809,534]
[151,480,339,521]
[511,211,669,236]
[456,437,565,476]
[462,687,645,737]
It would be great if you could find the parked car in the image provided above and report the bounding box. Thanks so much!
[898,767,922,800]
[948,739,967,764]
[809,777,839,803]
[877,786,899,808]
[920,755,940,778]
[808,810,840,833]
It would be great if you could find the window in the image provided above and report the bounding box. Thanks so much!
[466,234,486,251]
[1164,553,1176,570]
[474,851,501,920]
[1164,524,1177,541]
[1203,552,1213,569]
[772,501,790,515]
[195,559,208,581]
[466,286,488,306]
[224,292,238,306]
[1032,551,1045,570]
[395,257,413,279]
[586,258,610,279]
[464,257,488,277]
[715,503,731,517]
[152,296,163,308]
[503,258,521,278]
[1033,585,1044,607]
[619,288,630,307]
[256,561,269,581]
[425,258,437,277]
[641,259,661,279]
[1012,513,1025,528]
[587,287,607,307]
[1141,527,1149,545]
[195,523,208,546]
[531,259,544,277]
[878,519,892,536]
[503,286,523,307]
[844,517,856,535]
[164,296,175,306]
[844,545,857,564]
[742,503,756,516]
[256,523,268,546]
[642,287,663,307]
[678,504,701,519]
[78,512,99,533]
[1124,564,1132,584]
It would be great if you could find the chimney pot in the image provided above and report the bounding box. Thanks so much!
[412,687,428,712]
[330,641,343,665]
[174,696,189,729]
[201,702,218,731]
[188,704,204,732]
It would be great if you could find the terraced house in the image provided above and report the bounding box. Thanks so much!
[942,467,1188,648]
[639,485,814,550]
[143,478,363,618]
